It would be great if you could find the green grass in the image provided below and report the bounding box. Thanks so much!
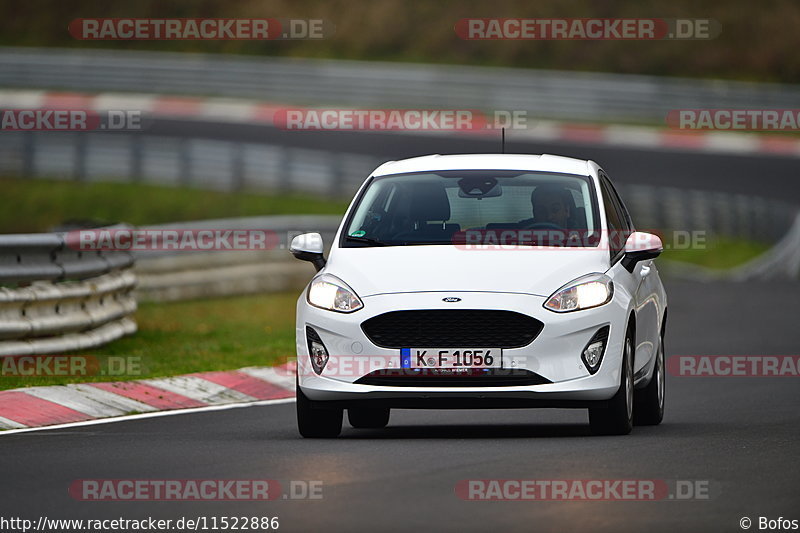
[0,177,347,233]
[0,292,299,391]
[660,237,770,270]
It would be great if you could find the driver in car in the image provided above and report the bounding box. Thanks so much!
[518,184,572,229]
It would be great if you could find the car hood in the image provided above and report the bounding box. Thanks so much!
[324,245,610,298]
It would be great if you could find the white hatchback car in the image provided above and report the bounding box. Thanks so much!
[291,154,667,437]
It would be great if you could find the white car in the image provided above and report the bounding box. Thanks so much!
[291,154,667,437]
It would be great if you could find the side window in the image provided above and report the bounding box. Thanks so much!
[601,173,633,231]
[600,179,625,260]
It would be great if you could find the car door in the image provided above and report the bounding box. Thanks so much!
[599,173,659,376]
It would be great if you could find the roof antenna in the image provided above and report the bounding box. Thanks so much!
[501,127,505,154]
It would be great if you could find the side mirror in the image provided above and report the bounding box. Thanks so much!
[290,232,326,272]
[621,232,663,273]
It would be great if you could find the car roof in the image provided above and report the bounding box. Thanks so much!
[371,153,593,177]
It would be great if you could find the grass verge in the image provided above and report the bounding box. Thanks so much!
[660,237,770,270]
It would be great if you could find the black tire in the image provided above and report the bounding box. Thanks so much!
[634,333,665,426]
[296,379,342,438]
[348,407,390,429]
[589,329,634,436]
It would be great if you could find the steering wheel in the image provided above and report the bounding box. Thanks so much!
[518,221,564,231]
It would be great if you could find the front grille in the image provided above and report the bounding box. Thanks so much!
[355,368,551,387]
[361,310,543,349]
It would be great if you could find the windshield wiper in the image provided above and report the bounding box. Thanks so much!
[344,235,388,246]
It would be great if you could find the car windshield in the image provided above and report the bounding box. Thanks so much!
[342,170,601,247]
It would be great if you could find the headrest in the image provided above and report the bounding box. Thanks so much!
[409,183,451,221]
[530,184,576,210]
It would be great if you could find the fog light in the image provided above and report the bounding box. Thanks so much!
[582,326,610,374]
[584,341,604,367]
[306,326,329,374]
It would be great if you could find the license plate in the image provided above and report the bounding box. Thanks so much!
[401,348,503,369]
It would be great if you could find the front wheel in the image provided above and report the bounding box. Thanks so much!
[296,378,342,438]
[634,333,665,426]
[589,331,634,436]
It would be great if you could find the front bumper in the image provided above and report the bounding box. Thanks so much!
[296,290,628,407]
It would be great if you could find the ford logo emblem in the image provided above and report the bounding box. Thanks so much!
[442,297,461,302]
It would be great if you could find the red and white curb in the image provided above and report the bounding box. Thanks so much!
[0,363,295,430]
[2,89,800,158]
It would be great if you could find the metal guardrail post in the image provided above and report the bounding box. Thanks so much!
[179,138,192,186]
[74,133,88,181]
[231,142,245,191]
[130,134,143,182]
[278,148,292,193]
[330,153,344,197]
[21,132,35,178]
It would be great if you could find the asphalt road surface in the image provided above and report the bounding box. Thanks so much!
[1,280,798,532]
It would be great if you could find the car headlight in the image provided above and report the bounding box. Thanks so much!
[307,274,363,313]
[543,273,613,313]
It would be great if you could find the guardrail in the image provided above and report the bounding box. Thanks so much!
[0,228,137,356]
[0,227,135,284]
[2,47,800,123]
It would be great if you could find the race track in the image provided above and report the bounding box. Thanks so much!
[1,124,798,532]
